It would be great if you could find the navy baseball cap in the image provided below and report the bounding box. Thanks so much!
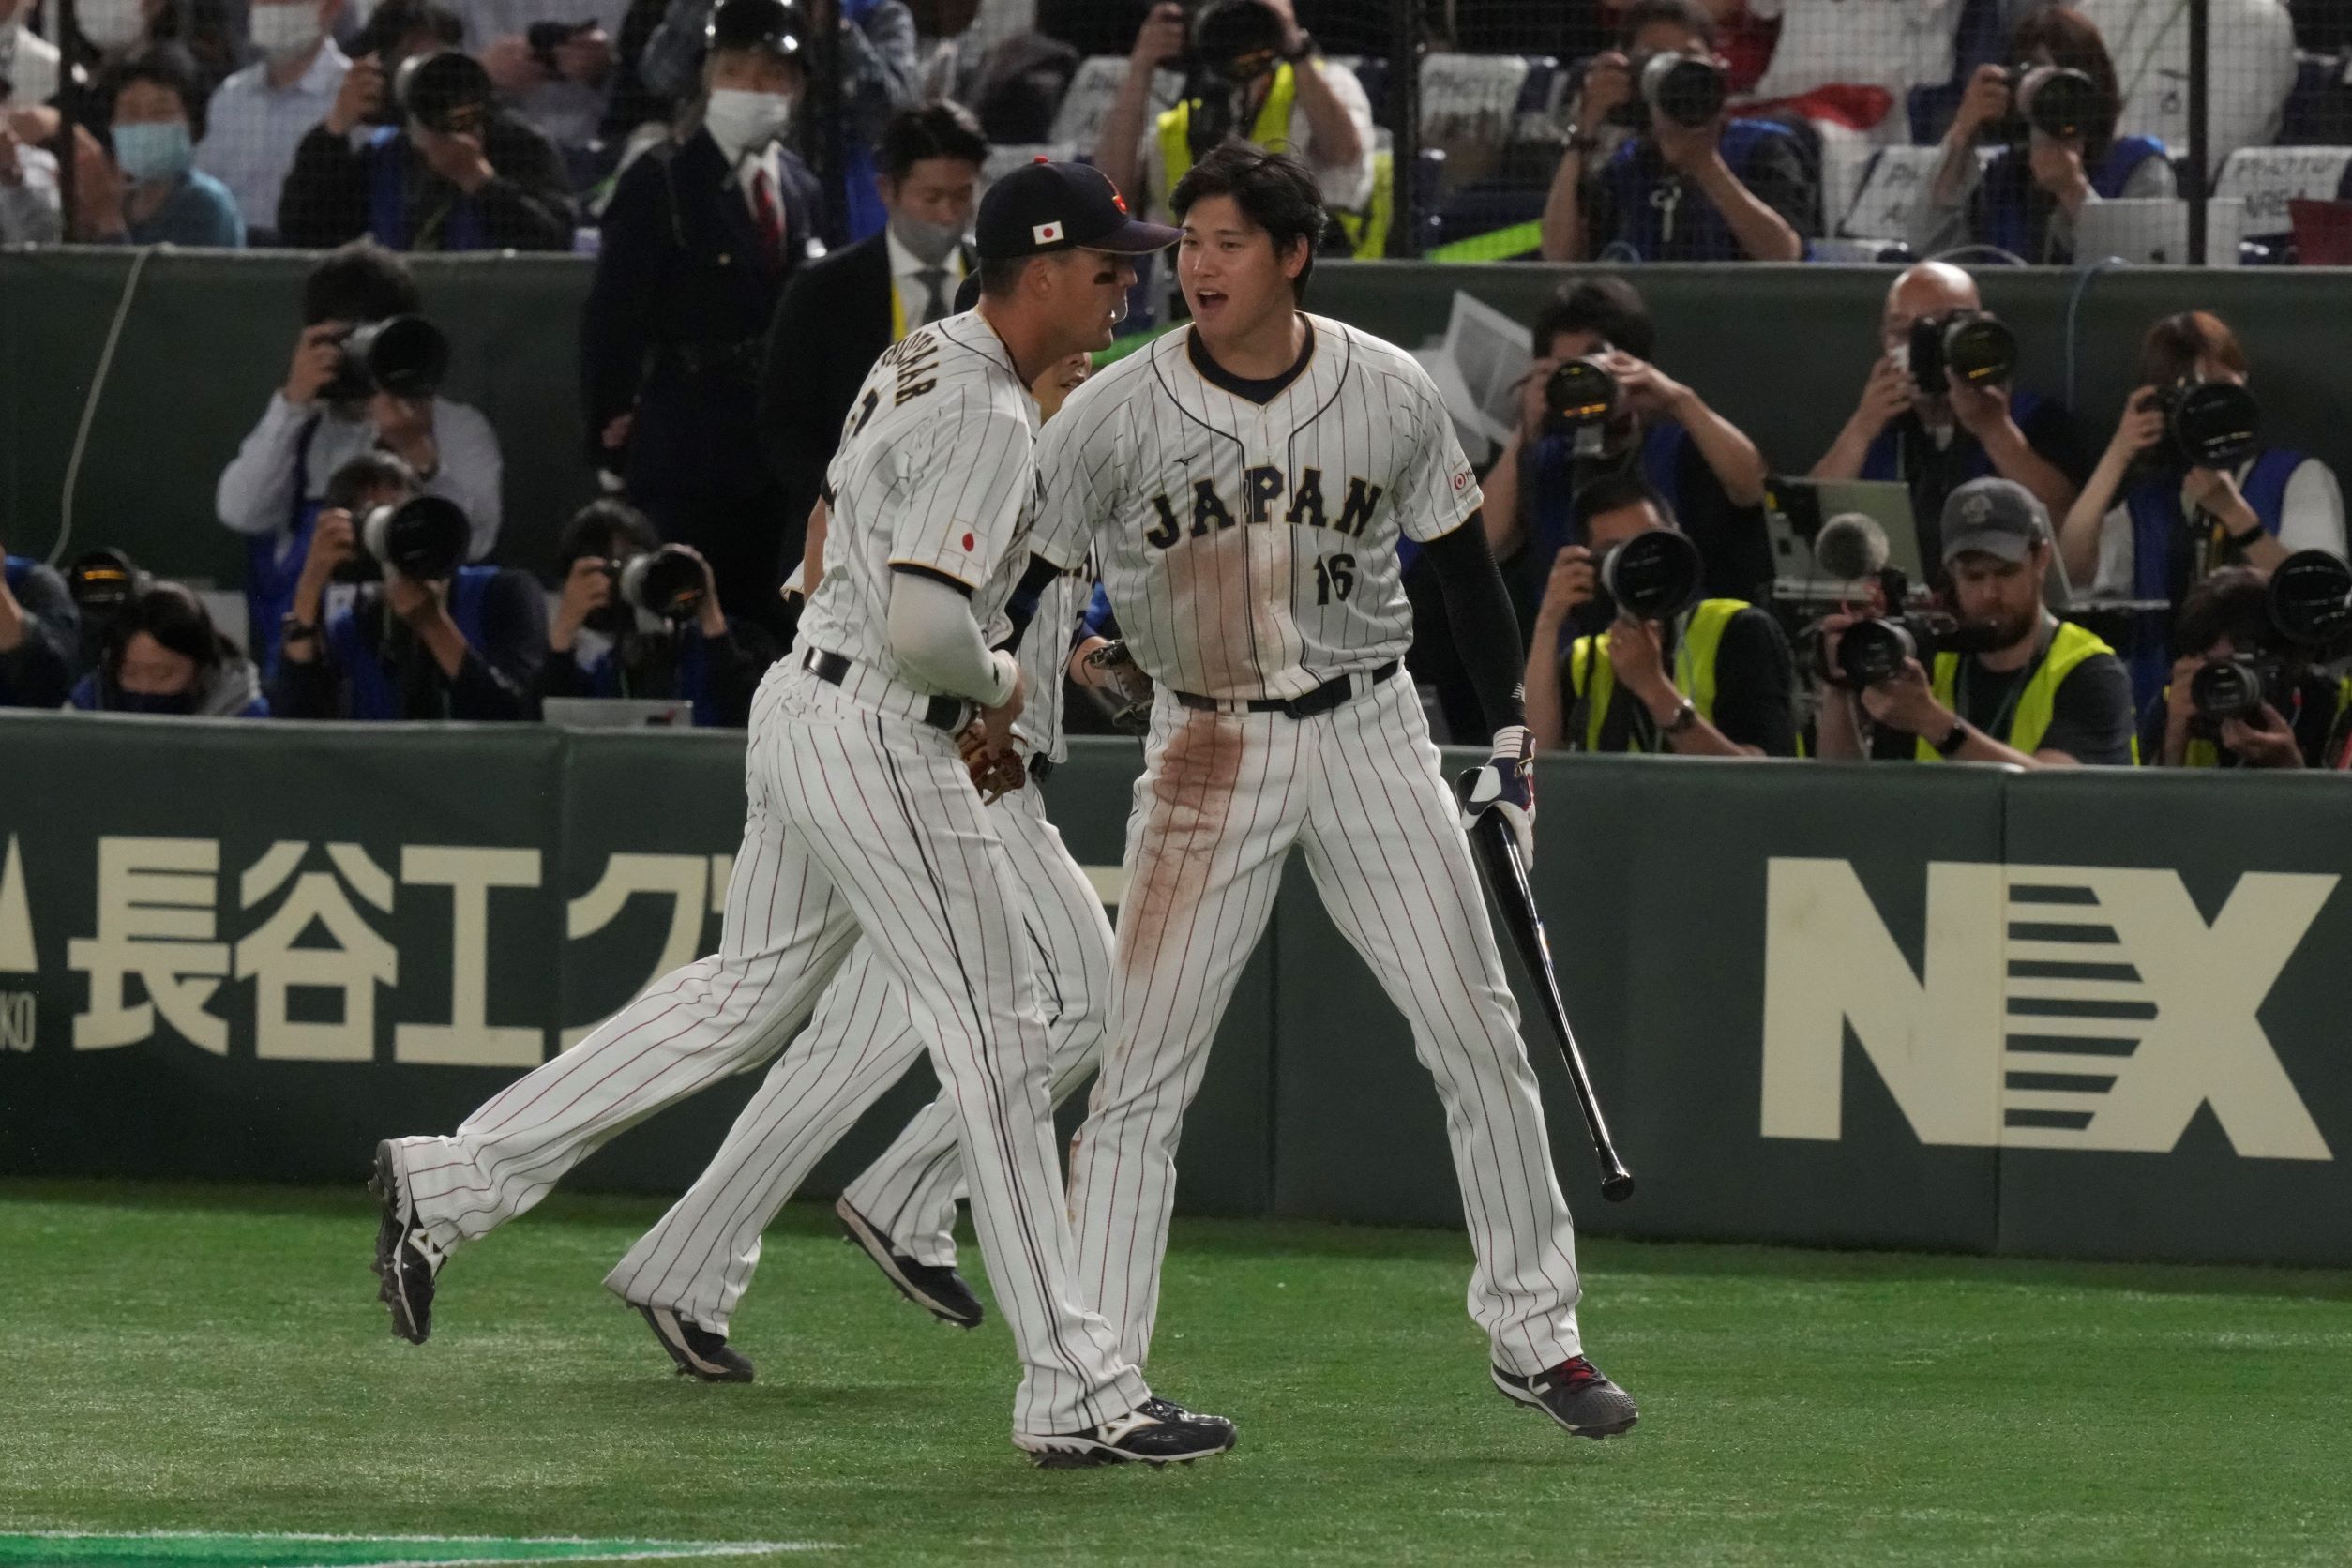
[706,0,807,59]
[974,159,1180,261]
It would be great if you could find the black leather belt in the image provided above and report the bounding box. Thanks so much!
[1174,662,1397,719]
[805,649,965,732]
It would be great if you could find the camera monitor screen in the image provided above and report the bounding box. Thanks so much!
[1762,477,1927,590]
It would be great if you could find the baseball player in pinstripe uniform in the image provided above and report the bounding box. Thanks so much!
[1032,143,1639,1440]
[599,350,1153,1366]
[369,160,1236,1467]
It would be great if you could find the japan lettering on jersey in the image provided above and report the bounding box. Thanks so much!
[795,311,1045,693]
[1032,315,1481,701]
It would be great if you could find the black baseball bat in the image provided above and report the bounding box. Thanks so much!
[1469,810,1636,1202]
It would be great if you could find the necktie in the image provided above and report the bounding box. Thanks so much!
[917,267,950,324]
[750,167,783,269]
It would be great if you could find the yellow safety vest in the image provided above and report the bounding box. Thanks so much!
[1155,63,1393,259]
[1566,598,1745,753]
[1916,620,2118,761]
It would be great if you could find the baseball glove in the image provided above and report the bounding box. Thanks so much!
[1084,640,1154,735]
[958,722,1028,803]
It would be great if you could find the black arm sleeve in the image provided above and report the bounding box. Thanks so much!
[1422,514,1527,733]
[996,554,1067,653]
[1707,608,1800,757]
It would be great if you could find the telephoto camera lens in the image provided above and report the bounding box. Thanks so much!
[619,544,709,622]
[1915,310,2016,391]
[1598,529,1703,623]
[1545,355,1620,430]
[2019,65,2100,141]
[1640,50,1727,128]
[2188,655,2270,724]
[1835,617,1917,687]
[362,495,472,581]
[2269,549,2352,648]
[339,315,451,400]
[2157,379,2260,472]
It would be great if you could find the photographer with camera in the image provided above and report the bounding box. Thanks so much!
[1482,277,1772,622]
[1908,8,2171,264]
[471,0,628,167]
[216,242,503,671]
[278,31,573,249]
[2058,310,2345,709]
[1813,262,2080,547]
[1523,473,1797,757]
[1817,478,2134,767]
[0,537,76,711]
[1537,0,1809,264]
[539,499,775,727]
[273,452,544,721]
[1093,0,1375,249]
[2142,566,2342,770]
[65,581,268,717]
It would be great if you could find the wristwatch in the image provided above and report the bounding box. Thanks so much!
[2228,521,2267,551]
[279,613,320,647]
[1660,697,1697,737]
[1933,718,1969,757]
[1283,29,1316,61]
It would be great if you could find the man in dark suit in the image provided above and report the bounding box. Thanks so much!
[580,0,822,632]
[757,100,985,538]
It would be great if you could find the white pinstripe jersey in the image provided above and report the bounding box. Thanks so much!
[1033,315,1481,702]
[795,309,1043,695]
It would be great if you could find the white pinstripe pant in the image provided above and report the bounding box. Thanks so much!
[392,666,1148,1436]
[1067,669,1586,1378]
[601,776,1113,1329]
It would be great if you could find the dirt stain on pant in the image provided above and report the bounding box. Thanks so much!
[1117,707,1246,1008]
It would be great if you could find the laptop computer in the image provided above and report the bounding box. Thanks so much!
[1762,476,1927,594]
[2074,198,2247,268]
[542,697,695,729]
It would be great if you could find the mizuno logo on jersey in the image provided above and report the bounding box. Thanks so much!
[1139,466,1383,550]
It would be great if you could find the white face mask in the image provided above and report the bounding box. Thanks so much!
[249,2,321,60]
[78,0,147,52]
[703,87,792,158]
[888,210,964,267]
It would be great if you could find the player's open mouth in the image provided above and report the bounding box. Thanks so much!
[1194,289,1228,314]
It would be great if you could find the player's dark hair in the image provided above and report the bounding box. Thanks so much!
[303,240,423,327]
[102,43,206,140]
[562,498,661,564]
[1533,277,1655,362]
[1169,141,1328,302]
[976,254,1033,299]
[879,101,988,183]
[1619,0,1718,49]
[1572,470,1677,535]
[2175,565,2270,658]
[324,451,420,512]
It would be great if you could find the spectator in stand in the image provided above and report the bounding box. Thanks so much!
[758,99,981,544]
[66,581,268,716]
[2140,566,2344,770]
[273,455,543,720]
[469,0,630,180]
[217,243,503,669]
[2059,310,2345,707]
[1813,261,2080,548]
[196,0,353,243]
[278,37,573,249]
[0,108,64,243]
[79,45,245,246]
[539,499,774,726]
[0,0,63,108]
[0,537,75,709]
[1483,277,1772,620]
[639,0,917,241]
[1539,0,1811,263]
[1523,473,1798,757]
[1094,0,1377,251]
[1908,6,2172,264]
[2072,0,2295,175]
[583,0,819,632]
[1743,0,1961,125]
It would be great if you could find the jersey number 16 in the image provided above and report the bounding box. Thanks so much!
[1314,552,1357,605]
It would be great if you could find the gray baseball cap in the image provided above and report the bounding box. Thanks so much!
[1940,477,2048,565]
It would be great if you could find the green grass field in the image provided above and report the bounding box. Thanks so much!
[5,1181,2350,1567]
